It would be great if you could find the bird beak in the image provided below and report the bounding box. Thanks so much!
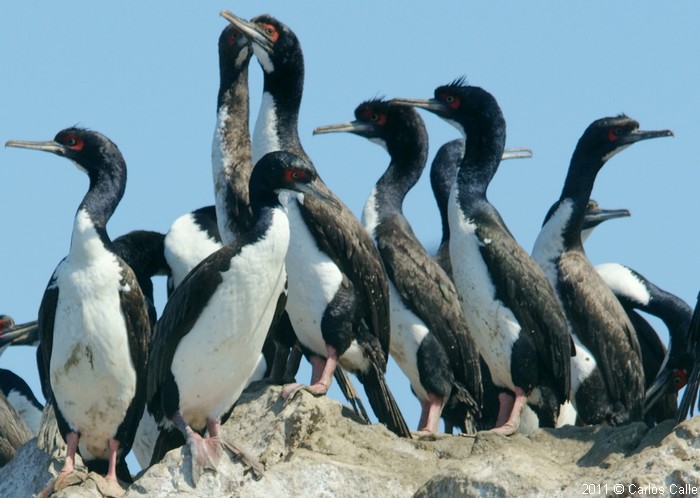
[0,320,39,347]
[294,181,341,210]
[501,148,533,160]
[644,367,673,413]
[5,139,66,155]
[582,207,630,230]
[313,121,373,136]
[391,97,447,115]
[623,128,674,145]
[220,10,273,54]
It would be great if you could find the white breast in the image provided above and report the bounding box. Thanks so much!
[171,209,289,430]
[363,196,430,400]
[282,195,343,358]
[164,212,222,288]
[50,210,139,461]
[531,199,574,287]
[385,280,430,401]
[448,194,519,390]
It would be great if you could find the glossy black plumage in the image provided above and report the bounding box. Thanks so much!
[147,151,324,481]
[534,115,673,425]
[6,128,151,487]
[222,11,408,437]
[314,99,483,433]
[394,82,572,434]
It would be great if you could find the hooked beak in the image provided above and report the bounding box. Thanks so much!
[220,10,274,54]
[622,128,674,146]
[313,121,374,136]
[391,97,448,117]
[0,320,39,347]
[5,139,67,156]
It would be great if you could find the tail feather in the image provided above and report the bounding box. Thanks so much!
[358,362,411,438]
[150,427,185,467]
[334,366,370,423]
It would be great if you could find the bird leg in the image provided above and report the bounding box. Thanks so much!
[281,345,338,399]
[494,391,515,428]
[37,431,87,498]
[491,387,527,436]
[417,393,444,433]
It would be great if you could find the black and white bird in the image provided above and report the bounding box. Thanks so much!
[0,368,42,436]
[6,128,151,490]
[314,99,483,433]
[598,263,692,422]
[532,114,673,425]
[393,81,572,435]
[430,139,532,279]
[221,11,409,437]
[147,151,327,483]
[580,200,692,422]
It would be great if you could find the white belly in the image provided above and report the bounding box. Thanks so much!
[50,257,137,461]
[171,212,288,430]
[386,280,430,401]
[283,196,343,357]
[449,204,519,391]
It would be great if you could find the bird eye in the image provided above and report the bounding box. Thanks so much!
[607,127,622,142]
[673,369,688,391]
[63,135,84,150]
[260,23,279,42]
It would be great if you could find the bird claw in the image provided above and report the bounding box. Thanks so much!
[491,421,519,436]
[221,438,265,480]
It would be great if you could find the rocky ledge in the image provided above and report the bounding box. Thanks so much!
[1,383,699,497]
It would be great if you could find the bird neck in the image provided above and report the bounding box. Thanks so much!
[644,290,692,352]
[213,63,254,243]
[455,122,505,208]
[558,152,605,249]
[78,167,125,232]
[374,141,427,218]
[252,57,305,165]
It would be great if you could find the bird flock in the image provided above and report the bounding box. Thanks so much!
[1,9,698,494]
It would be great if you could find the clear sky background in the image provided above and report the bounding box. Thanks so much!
[1,2,698,471]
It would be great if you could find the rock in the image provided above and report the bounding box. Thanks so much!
[1,382,699,497]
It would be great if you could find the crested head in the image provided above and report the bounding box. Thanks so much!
[431,80,504,134]
[250,150,317,202]
[573,114,673,164]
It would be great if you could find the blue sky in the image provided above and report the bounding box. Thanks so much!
[1,2,698,468]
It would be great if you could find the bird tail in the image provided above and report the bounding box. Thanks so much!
[357,361,411,439]
[150,427,185,466]
[334,365,370,423]
[451,381,482,434]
